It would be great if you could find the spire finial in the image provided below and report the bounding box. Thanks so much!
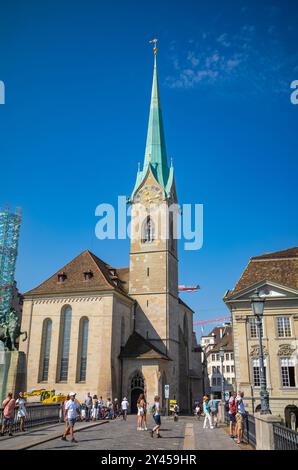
[149,38,158,56]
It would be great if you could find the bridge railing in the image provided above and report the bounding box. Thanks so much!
[0,403,61,433]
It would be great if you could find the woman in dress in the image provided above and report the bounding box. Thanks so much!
[16,392,27,432]
[92,395,98,421]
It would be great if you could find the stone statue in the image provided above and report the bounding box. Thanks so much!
[0,308,27,351]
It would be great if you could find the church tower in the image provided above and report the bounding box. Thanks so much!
[129,45,179,357]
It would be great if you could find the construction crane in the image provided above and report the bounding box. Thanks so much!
[193,315,231,326]
[0,207,22,322]
[178,284,200,292]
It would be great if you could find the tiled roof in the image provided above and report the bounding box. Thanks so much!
[211,332,233,353]
[24,250,131,298]
[227,247,298,296]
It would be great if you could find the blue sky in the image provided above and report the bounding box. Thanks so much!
[0,0,297,339]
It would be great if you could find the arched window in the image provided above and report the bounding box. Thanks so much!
[77,317,89,382]
[40,318,52,382]
[142,216,155,243]
[58,306,72,382]
[131,371,145,390]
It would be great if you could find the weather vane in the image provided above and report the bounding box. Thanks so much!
[149,38,158,55]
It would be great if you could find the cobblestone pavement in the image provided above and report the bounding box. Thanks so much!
[29,416,240,451]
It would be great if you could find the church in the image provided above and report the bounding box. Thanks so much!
[20,48,202,412]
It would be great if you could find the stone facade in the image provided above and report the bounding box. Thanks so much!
[224,248,298,425]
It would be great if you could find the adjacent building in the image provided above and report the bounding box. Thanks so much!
[224,247,298,426]
[19,51,202,411]
[201,324,235,398]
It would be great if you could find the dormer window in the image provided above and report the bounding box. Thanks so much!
[58,272,67,283]
[83,271,93,281]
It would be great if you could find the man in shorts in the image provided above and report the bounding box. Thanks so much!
[1,392,16,437]
[228,392,237,438]
[61,392,81,443]
[235,391,246,444]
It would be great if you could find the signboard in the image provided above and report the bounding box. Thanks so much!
[164,384,169,399]
[224,391,230,401]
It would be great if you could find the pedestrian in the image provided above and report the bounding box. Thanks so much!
[235,391,246,444]
[106,398,112,419]
[202,395,213,429]
[1,392,16,437]
[208,394,219,428]
[92,395,98,421]
[137,394,145,430]
[121,396,129,420]
[16,392,27,432]
[113,398,119,418]
[138,393,148,430]
[150,395,162,438]
[85,392,92,421]
[97,396,103,420]
[228,392,237,438]
[61,392,81,443]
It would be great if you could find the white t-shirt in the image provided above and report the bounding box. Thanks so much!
[65,399,78,420]
[121,400,129,410]
[154,401,161,416]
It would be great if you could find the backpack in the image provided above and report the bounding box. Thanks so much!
[229,398,237,415]
[209,400,218,413]
[149,403,156,415]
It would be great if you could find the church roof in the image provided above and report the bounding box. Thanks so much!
[226,246,298,298]
[130,53,174,201]
[120,331,170,360]
[24,250,131,298]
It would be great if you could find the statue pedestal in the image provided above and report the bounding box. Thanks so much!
[0,350,26,401]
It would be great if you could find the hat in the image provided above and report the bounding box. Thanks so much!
[69,392,76,397]
[123,397,127,400]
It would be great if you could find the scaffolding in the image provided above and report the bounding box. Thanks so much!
[0,207,22,322]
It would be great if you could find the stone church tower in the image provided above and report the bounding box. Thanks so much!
[19,48,202,413]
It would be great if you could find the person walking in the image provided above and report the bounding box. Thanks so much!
[121,397,129,420]
[106,398,112,419]
[61,392,81,443]
[85,392,92,422]
[1,393,16,437]
[137,394,145,430]
[235,391,246,444]
[150,395,162,438]
[92,395,98,421]
[202,395,213,429]
[16,393,27,432]
[228,392,237,438]
[97,396,103,420]
[208,395,219,428]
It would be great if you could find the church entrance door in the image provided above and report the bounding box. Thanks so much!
[130,371,145,414]
[131,388,144,414]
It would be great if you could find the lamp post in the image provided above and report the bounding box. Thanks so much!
[219,347,225,402]
[250,291,271,415]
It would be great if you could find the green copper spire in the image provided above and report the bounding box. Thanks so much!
[131,43,174,201]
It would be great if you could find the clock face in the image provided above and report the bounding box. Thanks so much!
[134,185,163,204]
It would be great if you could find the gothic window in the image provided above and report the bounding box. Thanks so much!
[120,317,125,347]
[40,318,52,382]
[141,216,155,243]
[131,372,144,390]
[58,306,72,382]
[77,317,89,382]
